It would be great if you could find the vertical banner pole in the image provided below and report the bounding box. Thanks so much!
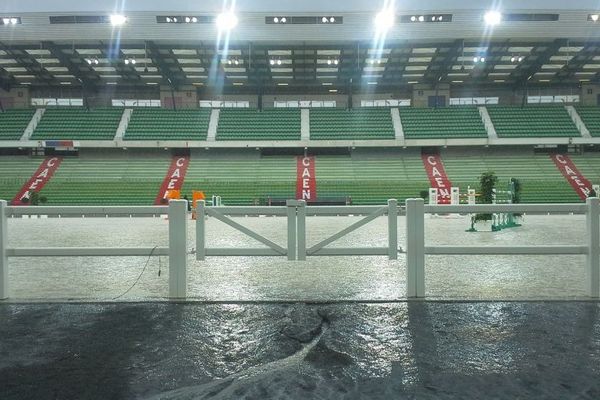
[297,200,306,261]
[287,200,297,260]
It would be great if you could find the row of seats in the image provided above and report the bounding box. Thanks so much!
[310,108,395,140]
[124,108,211,141]
[0,153,591,206]
[486,105,580,138]
[32,107,123,140]
[0,109,36,140]
[400,107,487,139]
[216,109,301,140]
[2,105,599,141]
[574,106,600,137]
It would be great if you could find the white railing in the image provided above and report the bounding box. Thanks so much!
[405,198,599,298]
[195,199,399,261]
[1,198,598,300]
[0,200,188,300]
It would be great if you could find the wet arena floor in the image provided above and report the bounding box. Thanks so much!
[1,301,599,399]
[2,214,592,300]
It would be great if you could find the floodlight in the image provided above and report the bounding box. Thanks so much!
[185,17,191,23]
[322,17,328,23]
[86,59,92,65]
[277,59,282,65]
[281,17,287,23]
[592,14,600,22]
[518,56,524,62]
[330,17,335,23]
[131,59,136,65]
[10,18,18,25]
[270,59,275,65]
[334,59,339,65]
[375,10,395,31]
[327,59,332,65]
[216,12,238,31]
[510,56,516,63]
[473,56,479,63]
[480,57,486,63]
[192,17,198,23]
[2,18,10,25]
[124,59,130,65]
[273,17,279,23]
[418,15,424,22]
[110,14,128,26]
[484,11,502,26]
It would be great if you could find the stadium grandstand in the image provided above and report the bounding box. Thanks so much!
[1,0,600,398]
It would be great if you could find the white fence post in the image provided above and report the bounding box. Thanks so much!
[406,198,425,298]
[388,199,398,260]
[297,200,306,261]
[169,200,187,299]
[0,200,8,300]
[586,197,600,298]
[287,200,297,260]
[196,200,206,261]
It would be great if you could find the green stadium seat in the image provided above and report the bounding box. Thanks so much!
[124,108,211,141]
[574,106,600,137]
[400,106,487,139]
[487,105,579,138]
[216,109,301,141]
[31,107,123,140]
[310,108,394,140]
[0,109,36,140]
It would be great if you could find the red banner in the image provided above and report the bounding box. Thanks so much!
[154,156,190,205]
[12,157,63,205]
[296,156,317,202]
[421,153,452,204]
[550,154,592,200]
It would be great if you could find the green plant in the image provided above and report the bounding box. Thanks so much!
[419,190,429,200]
[474,171,498,222]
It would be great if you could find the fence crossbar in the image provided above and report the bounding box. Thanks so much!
[307,206,386,254]
[205,207,287,255]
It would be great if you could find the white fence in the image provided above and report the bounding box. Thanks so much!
[0,200,188,300]
[1,198,599,300]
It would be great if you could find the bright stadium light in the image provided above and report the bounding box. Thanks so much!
[216,11,238,31]
[375,10,395,31]
[484,11,502,26]
[110,14,128,26]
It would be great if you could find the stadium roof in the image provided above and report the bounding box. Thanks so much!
[1,1,600,90]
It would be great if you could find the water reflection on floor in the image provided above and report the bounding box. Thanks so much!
[5,214,590,300]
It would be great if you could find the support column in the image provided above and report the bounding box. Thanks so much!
[586,197,600,298]
[388,199,398,260]
[406,198,425,298]
[0,200,8,300]
[287,200,297,260]
[169,199,187,299]
[297,200,306,261]
[196,200,206,261]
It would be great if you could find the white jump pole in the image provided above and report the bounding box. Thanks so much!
[586,197,600,298]
[451,187,460,205]
[168,199,187,299]
[406,198,425,298]
[428,188,438,205]
[0,200,8,300]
